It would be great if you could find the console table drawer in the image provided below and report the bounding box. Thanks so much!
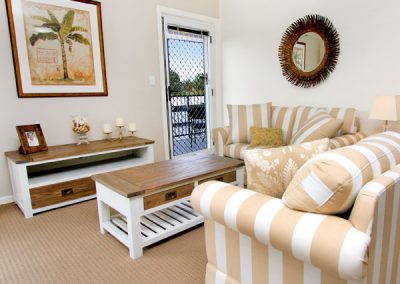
[199,171,236,184]
[30,178,96,209]
[143,183,194,210]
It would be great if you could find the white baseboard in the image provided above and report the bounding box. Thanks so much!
[0,195,14,205]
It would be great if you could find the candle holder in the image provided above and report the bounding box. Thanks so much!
[104,132,113,141]
[116,126,125,141]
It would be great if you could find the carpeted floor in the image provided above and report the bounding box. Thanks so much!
[0,200,206,284]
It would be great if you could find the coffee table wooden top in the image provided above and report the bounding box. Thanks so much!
[92,154,244,198]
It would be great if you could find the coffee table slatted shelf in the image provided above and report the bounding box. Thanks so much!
[110,199,203,247]
[93,154,244,259]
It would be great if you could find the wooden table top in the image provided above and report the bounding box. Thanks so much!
[92,154,244,198]
[5,136,154,164]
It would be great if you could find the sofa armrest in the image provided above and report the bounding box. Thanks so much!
[212,127,229,156]
[329,132,366,150]
[191,181,369,280]
[350,165,400,282]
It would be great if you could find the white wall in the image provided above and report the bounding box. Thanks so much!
[219,0,400,132]
[0,0,218,199]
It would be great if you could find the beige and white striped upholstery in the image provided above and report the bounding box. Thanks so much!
[223,143,251,160]
[292,106,324,134]
[293,106,359,135]
[290,112,343,144]
[329,132,367,150]
[283,131,400,214]
[192,181,370,283]
[351,166,400,284]
[227,103,272,144]
[213,127,229,156]
[327,107,359,134]
[271,106,298,144]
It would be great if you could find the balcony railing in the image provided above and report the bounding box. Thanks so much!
[170,95,207,156]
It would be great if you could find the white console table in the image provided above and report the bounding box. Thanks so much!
[5,137,154,218]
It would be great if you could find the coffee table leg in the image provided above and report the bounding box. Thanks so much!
[97,199,110,235]
[237,167,245,187]
[127,196,144,259]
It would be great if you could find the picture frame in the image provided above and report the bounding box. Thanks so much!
[6,0,108,98]
[292,42,306,71]
[16,124,48,154]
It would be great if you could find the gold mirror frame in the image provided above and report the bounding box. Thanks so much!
[279,15,340,88]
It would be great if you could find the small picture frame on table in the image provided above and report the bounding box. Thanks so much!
[16,124,48,154]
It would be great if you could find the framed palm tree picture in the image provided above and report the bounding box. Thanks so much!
[6,0,108,97]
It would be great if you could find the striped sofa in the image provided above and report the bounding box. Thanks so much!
[192,132,400,284]
[213,105,366,160]
[192,170,399,284]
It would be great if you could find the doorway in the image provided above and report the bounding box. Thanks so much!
[162,18,213,158]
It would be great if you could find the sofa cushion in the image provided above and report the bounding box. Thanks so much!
[249,127,283,147]
[271,106,298,144]
[290,112,343,144]
[292,106,324,134]
[226,103,272,144]
[293,106,359,135]
[224,143,252,159]
[327,107,359,134]
[329,132,367,150]
[283,131,400,214]
[244,138,329,198]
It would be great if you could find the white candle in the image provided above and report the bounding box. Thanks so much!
[128,122,136,132]
[103,123,112,134]
[115,117,124,127]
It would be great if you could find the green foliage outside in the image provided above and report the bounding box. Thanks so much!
[30,10,91,80]
[169,70,205,96]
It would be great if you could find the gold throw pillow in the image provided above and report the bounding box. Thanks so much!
[250,127,283,147]
[244,138,330,198]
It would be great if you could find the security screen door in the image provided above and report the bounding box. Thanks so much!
[163,21,212,158]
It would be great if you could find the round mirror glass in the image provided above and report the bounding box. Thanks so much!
[292,32,325,72]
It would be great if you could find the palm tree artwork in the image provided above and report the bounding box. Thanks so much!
[30,9,91,81]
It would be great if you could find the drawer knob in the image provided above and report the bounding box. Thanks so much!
[165,191,177,201]
[61,188,74,196]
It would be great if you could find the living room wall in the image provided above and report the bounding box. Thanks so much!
[219,0,400,133]
[0,0,218,201]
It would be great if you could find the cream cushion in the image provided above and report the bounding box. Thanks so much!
[290,112,343,144]
[227,103,272,144]
[283,131,400,214]
[244,138,330,198]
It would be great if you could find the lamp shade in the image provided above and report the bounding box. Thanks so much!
[369,95,400,121]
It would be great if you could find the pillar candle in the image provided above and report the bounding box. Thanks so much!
[115,117,124,127]
[103,123,112,134]
[128,123,136,132]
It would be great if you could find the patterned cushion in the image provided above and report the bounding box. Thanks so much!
[290,112,343,144]
[227,103,272,144]
[271,106,298,144]
[244,138,329,198]
[249,127,283,147]
[283,131,400,214]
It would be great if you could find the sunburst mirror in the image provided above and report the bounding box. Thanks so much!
[279,15,340,88]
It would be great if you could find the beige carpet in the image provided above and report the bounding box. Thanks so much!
[0,200,206,284]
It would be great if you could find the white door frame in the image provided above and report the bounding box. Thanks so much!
[156,6,220,160]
